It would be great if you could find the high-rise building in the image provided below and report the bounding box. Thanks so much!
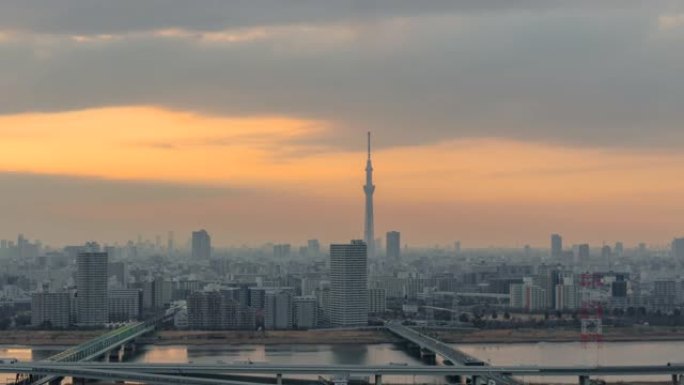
[293,296,318,329]
[76,252,109,326]
[551,234,563,258]
[307,239,320,257]
[107,261,126,287]
[368,288,387,314]
[601,245,612,259]
[142,278,172,312]
[577,244,590,262]
[31,292,71,329]
[386,231,401,260]
[363,132,376,258]
[329,240,368,327]
[191,229,211,259]
[672,238,684,260]
[554,278,579,311]
[108,288,142,322]
[264,290,293,330]
[510,282,547,311]
[614,242,624,256]
[187,291,255,330]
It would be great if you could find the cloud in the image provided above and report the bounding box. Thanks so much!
[0,1,682,150]
[0,1,633,36]
[659,13,684,30]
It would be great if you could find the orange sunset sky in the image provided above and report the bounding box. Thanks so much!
[1,1,684,247]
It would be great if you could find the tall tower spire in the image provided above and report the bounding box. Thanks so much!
[364,132,375,258]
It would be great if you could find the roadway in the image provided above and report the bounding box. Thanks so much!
[0,363,281,385]
[23,308,180,385]
[4,362,684,378]
[386,322,518,384]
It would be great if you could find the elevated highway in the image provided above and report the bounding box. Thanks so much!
[386,322,518,385]
[17,307,180,385]
[4,362,684,383]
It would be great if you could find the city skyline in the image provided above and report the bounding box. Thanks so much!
[5,2,684,382]
[2,2,684,246]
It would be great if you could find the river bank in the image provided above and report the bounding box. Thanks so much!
[3,326,684,346]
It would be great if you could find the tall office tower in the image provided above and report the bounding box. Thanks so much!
[363,132,376,258]
[191,229,211,259]
[551,234,563,258]
[76,252,109,326]
[386,231,401,260]
[329,240,368,327]
[672,238,684,260]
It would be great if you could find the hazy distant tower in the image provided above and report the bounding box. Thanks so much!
[192,230,211,259]
[386,231,401,260]
[363,132,376,258]
[551,234,563,258]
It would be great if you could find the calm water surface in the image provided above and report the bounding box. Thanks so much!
[2,341,682,384]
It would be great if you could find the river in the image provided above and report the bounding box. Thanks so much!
[1,341,680,384]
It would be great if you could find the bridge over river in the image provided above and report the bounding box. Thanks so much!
[386,321,519,385]
[13,307,179,385]
[5,320,684,385]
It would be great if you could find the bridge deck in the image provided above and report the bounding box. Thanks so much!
[5,362,684,378]
[386,322,521,385]
[22,309,177,385]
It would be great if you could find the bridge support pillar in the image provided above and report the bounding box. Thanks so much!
[579,375,590,385]
[123,342,137,353]
[471,375,480,385]
[420,348,436,365]
[375,374,382,385]
[277,373,283,385]
[108,347,121,362]
[673,374,684,385]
